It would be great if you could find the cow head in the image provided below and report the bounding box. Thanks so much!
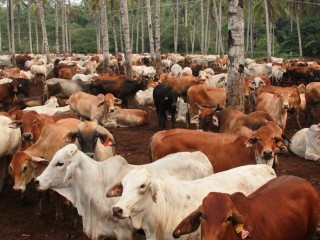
[9,151,49,192]
[64,121,114,159]
[173,192,249,240]
[107,167,159,229]
[105,93,122,113]
[245,122,287,166]
[196,104,219,132]
[35,144,79,190]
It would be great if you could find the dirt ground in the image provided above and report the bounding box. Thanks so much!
[0,81,320,240]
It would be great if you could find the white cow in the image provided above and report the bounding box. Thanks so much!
[290,124,320,161]
[132,65,156,81]
[23,96,70,116]
[171,63,183,77]
[135,87,154,106]
[71,73,98,82]
[35,144,213,240]
[0,116,21,192]
[175,97,188,123]
[109,165,276,240]
[202,73,228,88]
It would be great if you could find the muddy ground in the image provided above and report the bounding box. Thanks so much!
[0,81,319,240]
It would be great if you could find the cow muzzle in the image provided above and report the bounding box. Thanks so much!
[262,150,273,160]
[23,133,34,141]
[109,108,115,113]
[112,206,124,219]
[283,104,289,109]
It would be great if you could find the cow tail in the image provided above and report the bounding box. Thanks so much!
[186,94,190,128]
[43,83,48,103]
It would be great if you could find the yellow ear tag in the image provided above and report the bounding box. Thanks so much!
[235,224,244,234]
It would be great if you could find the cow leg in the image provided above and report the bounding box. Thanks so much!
[55,193,64,221]
[295,109,302,129]
[171,110,176,129]
[160,108,167,129]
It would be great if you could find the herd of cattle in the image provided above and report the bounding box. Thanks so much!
[0,52,320,240]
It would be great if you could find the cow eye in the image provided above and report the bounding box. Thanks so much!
[226,216,233,222]
[140,184,146,189]
[22,166,27,173]
[55,162,64,167]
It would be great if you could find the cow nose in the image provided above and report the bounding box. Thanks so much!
[283,104,289,109]
[110,108,115,113]
[112,206,123,218]
[34,179,39,187]
[263,150,273,160]
[23,133,33,140]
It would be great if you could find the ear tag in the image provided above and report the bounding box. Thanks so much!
[235,224,244,234]
[104,140,112,147]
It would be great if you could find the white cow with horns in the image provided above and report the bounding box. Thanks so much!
[35,144,213,240]
[107,165,276,240]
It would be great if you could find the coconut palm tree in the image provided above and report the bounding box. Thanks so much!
[100,0,110,72]
[119,0,132,79]
[36,0,50,63]
[28,0,33,54]
[110,0,118,55]
[155,0,161,74]
[146,0,155,59]
[54,0,60,55]
[226,0,244,111]
[9,0,15,64]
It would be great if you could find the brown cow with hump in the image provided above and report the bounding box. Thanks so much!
[173,176,320,240]
[150,122,287,172]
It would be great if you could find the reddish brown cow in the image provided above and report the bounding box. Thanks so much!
[305,82,320,124]
[91,74,126,81]
[196,106,275,132]
[160,74,204,98]
[285,66,315,84]
[58,64,78,79]
[187,84,226,125]
[150,123,286,172]
[173,176,320,240]
[0,79,20,111]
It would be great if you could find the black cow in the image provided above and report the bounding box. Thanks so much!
[90,79,147,108]
[153,84,178,129]
[15,78,30,97]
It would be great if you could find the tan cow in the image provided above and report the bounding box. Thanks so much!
[9,118,81,192]
[305,82,320,124]
[68,92,121,126]
[105,106,149,128]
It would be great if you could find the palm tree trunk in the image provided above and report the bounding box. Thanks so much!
[218,0,224,55]
[37,0,50,63]
[296,14,303,57]
[17,1,21,47]
[155,0,161,74]
[184,1,188,53]
[146,0,155,59]
[100,0,110,73]
[61,0,66,53]
[28,0,33,54]
[35,13,39,53]
[200,0,204,53]
[246,0,251,53]
[264,0,271,62]
[65,4,69,53]
[119,16,123,52]
[7,3,11,55]
[120,0,133,80]
[110,0,118,55]
[174,0,179,53]
[227,0,244,111]
[0,26,2,55]
[140,0,145,53]
[9,0,15,65]
[204,0,209,54]
[55,0,59,55]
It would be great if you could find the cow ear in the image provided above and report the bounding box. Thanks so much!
[190,115,199,124]
[64,131,77,143]
[8,120,23,129]
[245,136,259,148]
[195,103,202,110]
[114,98,122,105]
[106,183,123,198]
[172,206,203,238]
[63,158,80,184]
[30,156,49,167]
[150,181,159,203]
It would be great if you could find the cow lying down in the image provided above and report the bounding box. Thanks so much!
[105,106,149,128]
[35,144,213,240]
[289,123,320,161]
[107,165,276,240]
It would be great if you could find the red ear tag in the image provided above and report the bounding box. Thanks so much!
[104,140,112,147]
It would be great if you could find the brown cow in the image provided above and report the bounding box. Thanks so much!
[58,64,78,79]
[173,176,320,240]
[187,84,226,125]
[160,73,204,98]
[305,82,320,124]
[0,79,20,111]
[196,106,275,133]
[9,118,81,192]
[150,123,287,172]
